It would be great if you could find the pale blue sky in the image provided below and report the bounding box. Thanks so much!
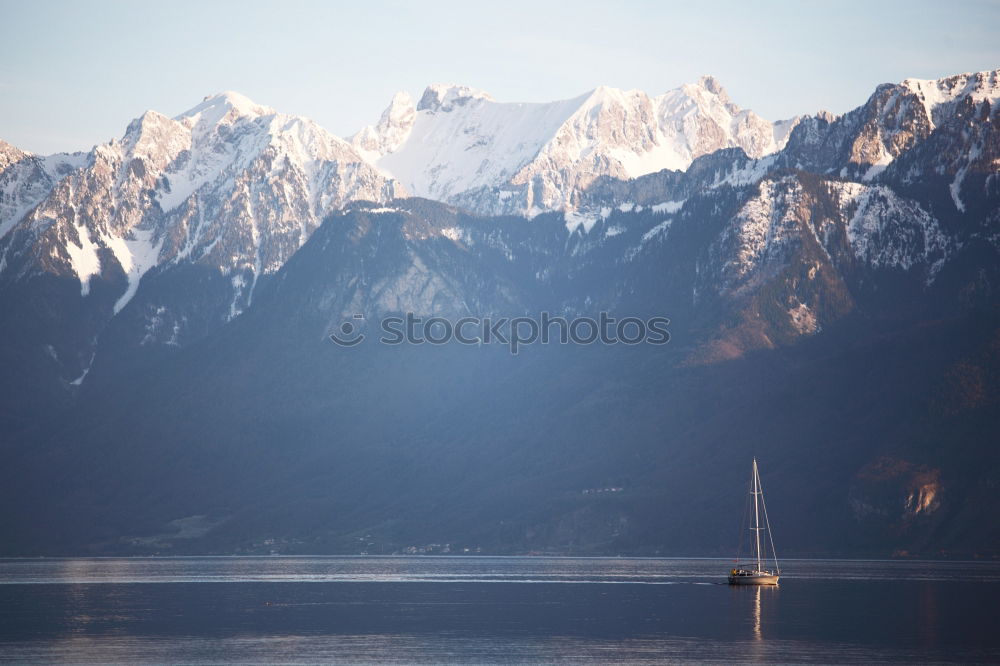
[2,0,998,154]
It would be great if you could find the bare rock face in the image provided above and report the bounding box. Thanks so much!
[780,69,1000,186]
[416,84,494,112]
[687,174,952,361]
[848,457,944,534]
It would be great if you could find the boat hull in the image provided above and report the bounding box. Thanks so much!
[728,573,779,585]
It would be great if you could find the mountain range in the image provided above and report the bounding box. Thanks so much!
[1,69,999,557]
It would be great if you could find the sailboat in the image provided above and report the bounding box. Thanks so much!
[729,458,780,585]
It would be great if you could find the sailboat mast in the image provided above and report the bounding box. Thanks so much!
[753,458,762,573]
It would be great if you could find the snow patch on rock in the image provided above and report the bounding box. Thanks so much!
[844,184,950,279]
[651,200,685,214]
[65,222,101,296]
[110,227,164,314]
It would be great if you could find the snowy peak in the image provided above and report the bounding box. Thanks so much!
[417,84,494,112]
[170,91,280,150]
[0,139,29,170]
[582,84,647,105]
[660,75,794,162]
[151,89,384,215]
[695,75,730,99]
[0,89,401,357]
[122,110,191,170]
[679,75,738,115]
[902,69,1000,128]
[559,85,660,151]
[360,77,798,215]
[353,92,416,161]
[177,90,276,126]
[779,67,1000,183]
[0,142,89,241]
[365,89,587,204]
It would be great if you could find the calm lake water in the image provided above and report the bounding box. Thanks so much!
[1,556,998,664]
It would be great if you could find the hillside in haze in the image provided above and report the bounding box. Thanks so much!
[1,70,999,557]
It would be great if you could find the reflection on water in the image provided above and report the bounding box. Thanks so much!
[754,585,762,640]
[4,556,1000,585]
[728,579,776,662]
[0,557,997,664]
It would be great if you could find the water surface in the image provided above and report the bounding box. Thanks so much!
[1,556,997,663]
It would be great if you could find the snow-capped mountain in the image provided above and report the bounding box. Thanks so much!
[353,77,798,216]
[0,92,401,384]
[0,141,88,241]
[779,70,1000,188]
[0,69,997,394]
[1,92,400,311]
[1,69,1000,560]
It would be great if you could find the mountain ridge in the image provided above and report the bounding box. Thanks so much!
[0,68,996,390]
[0,68,998,556]
[354,76,800,216]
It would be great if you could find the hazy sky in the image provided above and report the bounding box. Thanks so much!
[3,0,998,154]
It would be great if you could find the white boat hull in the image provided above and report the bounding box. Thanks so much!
[728,572,779,585]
